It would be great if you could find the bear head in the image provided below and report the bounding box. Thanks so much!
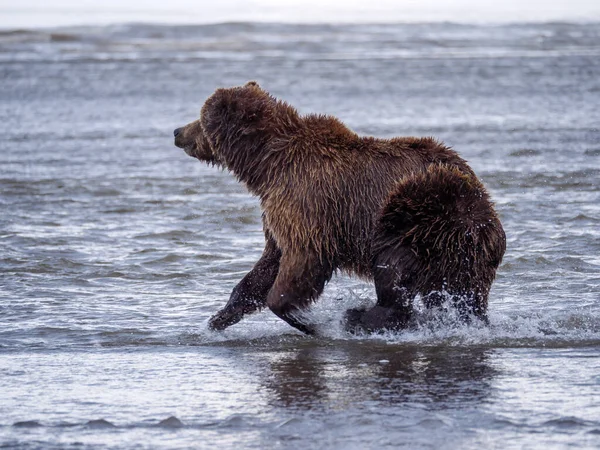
[174,82,299,189]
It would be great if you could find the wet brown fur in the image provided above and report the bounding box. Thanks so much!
[174,82,505,334]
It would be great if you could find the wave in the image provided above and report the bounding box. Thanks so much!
[9,415,207,429]
[5,416,589,431]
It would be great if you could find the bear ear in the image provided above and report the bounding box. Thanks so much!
[233,83,275,123]
[201,82,275,140]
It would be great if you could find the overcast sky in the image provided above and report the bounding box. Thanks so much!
[1,0,600,28]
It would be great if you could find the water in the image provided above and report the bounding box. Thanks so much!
[1,22,600,449]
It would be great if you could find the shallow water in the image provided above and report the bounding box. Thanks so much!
[1,22,600,448]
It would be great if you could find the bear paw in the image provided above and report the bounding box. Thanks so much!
[343,305,410,334]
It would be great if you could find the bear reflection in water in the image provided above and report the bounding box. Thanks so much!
[262,344,496,409]
[174,82,505,335]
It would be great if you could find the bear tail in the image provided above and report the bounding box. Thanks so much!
[372,163,506,319]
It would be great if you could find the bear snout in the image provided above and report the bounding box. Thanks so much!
[173,120,216,163]
[173,126,189,151]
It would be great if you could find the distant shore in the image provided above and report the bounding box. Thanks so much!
[2,0,600,29]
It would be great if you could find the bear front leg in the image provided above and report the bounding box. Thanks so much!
[208,237,281,331]
[266,252,333,335]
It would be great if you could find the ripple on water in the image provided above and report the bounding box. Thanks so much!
[13,421,42,428]
[155,416,184,428]
[508,148,542,157]
[500,255,599,273]
[541,417,600,430]
[86,419,116,429]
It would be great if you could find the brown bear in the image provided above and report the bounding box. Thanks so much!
[174,81,505,335]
